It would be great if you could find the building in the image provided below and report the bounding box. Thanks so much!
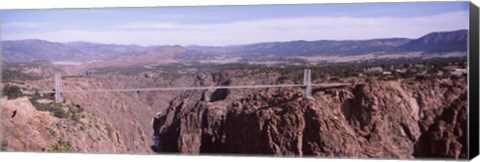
[451,68,467,76]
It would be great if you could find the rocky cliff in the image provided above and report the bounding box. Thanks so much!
[3,67,466,158]
[26,77,165,153]
[1,97,125,152]
[154,76,467,159]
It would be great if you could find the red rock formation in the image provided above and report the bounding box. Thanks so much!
[0,97,126,153]
[155,77,467,159]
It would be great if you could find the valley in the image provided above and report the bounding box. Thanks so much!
[0,29,469,159]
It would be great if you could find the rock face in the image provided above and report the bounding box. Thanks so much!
[1,97,126,153]
[28,77,162,153]
[154,76,467,159]
[1,97,55,151]
[5,67,466,158]
[21,69,278,154]
[413,93,467,158]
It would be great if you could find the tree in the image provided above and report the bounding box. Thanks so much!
[1,139,7,151]
[2,84,23,99]
[52,108,68,118]
[48,140,73,152]
[416,65,427,74]
[32,90,42,99]
[366,76,373,84]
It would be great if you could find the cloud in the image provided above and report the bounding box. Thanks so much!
[3,22,50,28]
[117,22,213,31]
[2,11,469,46]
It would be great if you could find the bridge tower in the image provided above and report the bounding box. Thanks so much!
[303,69,313,100]
[55,73,63,103]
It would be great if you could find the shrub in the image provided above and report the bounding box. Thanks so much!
[52,108,68,118]
[68,104,83,122]
[32,90,42,99]
[51,103,62,109]
[366,77,373,84]
[75,105,84,113]
[71,113,80,122]
[2,84,23,99]
[32,101,80,120]
[49,129,56,137]
[68,105,84,114]
[48,140,73,152]
[1,139,8,151]
[78,107,84,113]
[31,99,50,111]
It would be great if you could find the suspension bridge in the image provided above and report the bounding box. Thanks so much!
[43,69,355,103]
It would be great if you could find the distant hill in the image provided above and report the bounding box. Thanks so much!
[223,38,411,56]
[214,30,468,56]
[1,29,468,63]
[181,30,468,57]
[61,45,189,74]
[400,29,468,52]
[2,39,157,63]
[2,39,84,62]
[64,41,157,59]
[2,60,65,81]
[107,45,188,65]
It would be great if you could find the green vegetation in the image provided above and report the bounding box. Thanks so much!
[32,90,42,99]
[52,108,68,118]
[1,68,39,82]
[416,65,427,74]
[47,140,73,152]
[49,103,68,118]
[2,84,23,99]
[92,66,150,75]
[88,58,466,85]
[68,104,84,114]
[31,90,50,99]
[31,100,68,118]
[31,100,85,122]
[71,113,81,122]
[366,76,373,84]
[49,128,57,137]
[2,60,60,82]
[1,139,8,151]
[68,104,84,122]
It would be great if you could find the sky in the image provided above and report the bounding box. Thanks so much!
[0,2,470,46]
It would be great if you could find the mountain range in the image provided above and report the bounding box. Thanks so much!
[1,29,468,63]
[1,40,159,63]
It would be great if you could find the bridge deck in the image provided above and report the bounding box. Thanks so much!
[37,83,355,94]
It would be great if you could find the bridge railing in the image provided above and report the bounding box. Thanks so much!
[49,70,356,103]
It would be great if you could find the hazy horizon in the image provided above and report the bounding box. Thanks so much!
[0,28,468,47]
[1,2,469,46]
